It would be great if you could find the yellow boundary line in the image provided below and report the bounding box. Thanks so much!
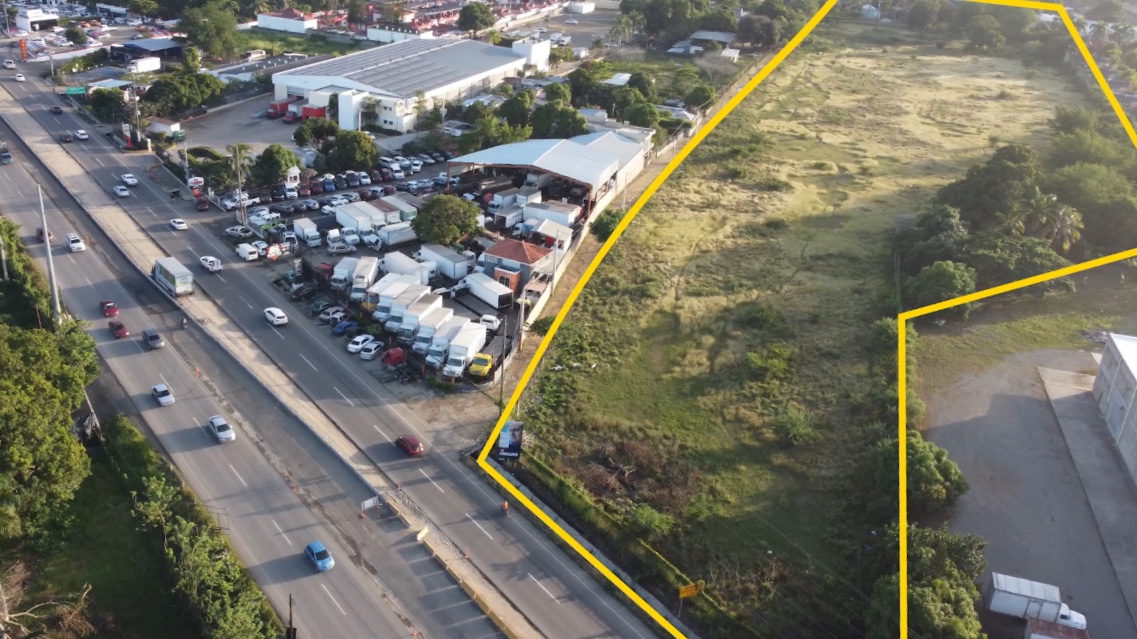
[468,0,1137,635]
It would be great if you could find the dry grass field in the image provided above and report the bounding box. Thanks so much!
[520,18,1097,630]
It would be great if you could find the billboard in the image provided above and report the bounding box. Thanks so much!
[495,421,524,460]
[18,39,27,63]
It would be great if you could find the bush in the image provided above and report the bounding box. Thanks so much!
[590,209,624,242]
[772,404,818,446]
[529,316,555,336]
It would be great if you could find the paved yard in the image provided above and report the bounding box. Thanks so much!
[924,349,1137,639]
[181,98,302,155]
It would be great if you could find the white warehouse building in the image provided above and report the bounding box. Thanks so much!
[272,39,549,133]
[1092,332,1137,485]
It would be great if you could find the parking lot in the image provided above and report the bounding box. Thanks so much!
[924,349,1137,639]
[181,101,303,156]
[505,10,619,50]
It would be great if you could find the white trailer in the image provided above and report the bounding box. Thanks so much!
[387,292,441,335]
[127,56,162,73]
[335,206,373,233]
[415,244,471,280]
[330,256,358,291]
[410,307,455,352]
[362,272,413,312]
[381,286,429,333]
[443,324,488,378]
[464,272,514,309]
[525,201,581,228]
[986,574,1087,630]
[349,256,380,302]
[371,281,419,322]
[381,251,431,285]
[425,319,470,368]
[378,221,417,248]
[293,218,321,247]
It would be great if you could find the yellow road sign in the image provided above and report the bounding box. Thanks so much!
[678,584,698,599]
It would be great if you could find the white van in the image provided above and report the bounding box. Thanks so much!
[235,243,259,261]
[378,156,398,169]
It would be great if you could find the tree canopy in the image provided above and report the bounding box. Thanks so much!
[251,144,300,187]
[324,130,378,173]
[181,1,242,60]
[411,195,481,245]
[905,260,976,317]
[530,102,589,139]
[497,90,535,128]
[140,72,225,117]
[457,2,495,33]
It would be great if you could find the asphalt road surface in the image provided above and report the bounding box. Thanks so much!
[3,76,660,638]
[0,153,416,639]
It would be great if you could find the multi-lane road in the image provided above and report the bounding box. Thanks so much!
[1,72,660,639]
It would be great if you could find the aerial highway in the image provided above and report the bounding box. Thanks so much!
[0,151,421,639]
[1,76,661,639]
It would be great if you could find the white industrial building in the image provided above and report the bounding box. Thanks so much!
[272,39,548,133]
[452,138,620,201]
[256,8,318,34]
[1092,333,1137,485]
[17,7,60,32]
[571,130,652,199]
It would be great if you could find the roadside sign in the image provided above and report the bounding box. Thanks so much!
[18,39,27,62]
[678,584,698,599]
[64,87,85,95]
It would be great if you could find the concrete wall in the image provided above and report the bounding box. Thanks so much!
[1093,337,1137,486]
[256,15,316,34]
[366,25,437,43]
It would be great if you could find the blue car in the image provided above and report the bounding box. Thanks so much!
[332,320,359,336]
[323,177,336,192]
[304,541,335,572]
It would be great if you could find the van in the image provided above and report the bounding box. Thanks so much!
[243,49,267,61]
[378,157,397,169]
[235,243,259,261]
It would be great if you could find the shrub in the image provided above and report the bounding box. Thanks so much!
[772,404,818,446]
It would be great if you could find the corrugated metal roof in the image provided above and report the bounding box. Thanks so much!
[275,39,525,98]
[451,139,619,189]
[572,131,646,171]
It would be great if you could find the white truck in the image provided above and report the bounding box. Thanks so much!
[523,171,554,189]
[390,294,443,339]
[378,221,417,248]
[416,244,472,280]
[381,251,431,285]
[385,290,437,333]
[336,208,372,246]
[127,56,161,73]
[525,201,581,228]
[368,198,402,226]
[293,218,322,247]
[330,256,358,291]
[349,256,380,302]
[487,187,521,212]
[371,280,417,322]
[442,324,488,378]
[409,307,454,351]
[152,257,194,296]
[985,573,1087,630]
[380,195,418,222]
[425,319,470,368]
[362,272,411,312]
[1024,618,1090,639]
[463,272,514,309]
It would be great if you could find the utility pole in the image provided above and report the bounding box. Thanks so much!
[285,593,297,639]
[39,185,61,325]
[0,226,9,281]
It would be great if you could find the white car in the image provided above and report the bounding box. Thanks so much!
[2,60,13,69]
[121,173,139,186]
[199,256,222,272]
[206,415,236,443]
[357,172,371,185]
[13,73,24,82]
[327,242,356,255]
[326,310,348,325]
[318,306,345,323]
[284,186,299,199]
[151,383,175,406]
[225,225,254,239]
[390,168,405,180]
[169,218,188,231]
[65,232,86,252]
[74,129,88,140]
[329,196,349,206]
[565,18,578,24]
[347,334,375,353]
[264,307,288,326]
[251,240,269,256]
[359,340,383,360]
[113,185,130,197]
[409,160,423,173]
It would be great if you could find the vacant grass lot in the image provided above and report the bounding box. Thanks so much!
[15,451,190,639]
[239,29,366,57]
[520,18,1093,633]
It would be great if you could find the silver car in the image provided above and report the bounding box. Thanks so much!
[206,415,236,443]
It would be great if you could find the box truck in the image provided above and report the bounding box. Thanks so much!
[152,257,194,296]
[389,293,442,337]
[293,218,322,247]
[986,573,1087,630]
[127,56,161,73]
[267,96,302,119]
[416,244,472,280]
[408,306,454,351]
[1023,619,1090,639]
[464,272,513,309]
[336,206,373,233]
[425,318,470,368]
[361,272,411,312]
[378,221,417,248]
[371,280,417,322]
[349,256,380,302]
[378,286,428,331]
[525,201,581,228]
[381,251,421,276]
[330,257,358,291]
[523,172,554,189]
[443,324,488,378]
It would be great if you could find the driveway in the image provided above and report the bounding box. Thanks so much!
[181,98,301,155]
[923,349,1137,639]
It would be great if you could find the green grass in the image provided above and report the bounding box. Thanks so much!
[238,29,367,57]
[25,451,191,639]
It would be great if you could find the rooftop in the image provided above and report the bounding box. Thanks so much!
[1112,333,1137,382]
[485,238,551,265]
[276,39,525,99]
[118,39,182,53]
[451,138,619,190]
[572,130,649,170]
[689,30,736,44]
[261,7,311,19]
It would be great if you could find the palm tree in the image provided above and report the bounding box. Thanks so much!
[1009,189,1084,253]
[487,29,501,45]
[609,15,631,45]
[628,11,644,36]
[1091,21,1111,45]
[226,143,253,193]
[1115,23,1136,46]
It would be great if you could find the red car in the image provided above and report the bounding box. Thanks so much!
[309,180,324,194]
[100,300,119,317]
[298,183,311,196]
[395,435,424,457]
[108,320,129,339]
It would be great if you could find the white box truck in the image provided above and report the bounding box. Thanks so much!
[416,244,472,280]
[464,272,514,309]
[127,56,161,73]
[391,294,443,340]
[426,319,470,368]
[362,272,412,312]
[371,280,417,322]
[410,307,454,352]
[330,257,358,291]
[443,324,488,378]
[293,218,322,247]
[525,201,581,228]
[349,256,380,302]
[986,573,1087,630]
[152,257,194,296]
[378,221,417,248]
[336,207,372,233]
[381,251,420,276]
[382,286,430,333]
[1023,618,1090,639]
[523,172,554,189]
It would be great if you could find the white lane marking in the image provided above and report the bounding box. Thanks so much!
[299,354,318,371]
[229,464,248,488]
[466,513,493,540]
[242,298,254,309]
[419,469,444,493]
[333,387,355,406]
[271,327,284,339]
[159,374,170,388]
[94,156,104,167]
[83,275,91,286]
[66,254,75,264]
[188,247,200,259]
[320,584,347,616]
[372,424,390,442]
[272,520,293,546]
[215,274,226,283]
[529,573,561,604]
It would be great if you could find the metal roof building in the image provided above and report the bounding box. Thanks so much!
[450,139,619,190]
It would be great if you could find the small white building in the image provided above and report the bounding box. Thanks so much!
[567,2,596,13]
[1092,333,1137,485]
[256,8,318,34]
[17,7,60,33]
[366,24,438,43]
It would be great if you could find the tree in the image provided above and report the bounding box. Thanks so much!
[182,45,201,73]
[626,72,655,102]
[965,14,1005,49]
[128,0,158,16]
[696,7,737,31]
[347,0,368,25]
[1049,128,1137,172]
[325,130,378,173]
[64,26,87,45]
[544,81,571,104]
[895,205,970,276]
[590,209,624,242]
[937,144,1043,232]
[530,102,588,138]
[87,87,124,122]
[458,116,531,153]
[867,431,968,521]
[905,260,976,317]
[252,144,300,187]
[293,117,339,147]
[1050,106,1099,135]
[549,46,574,71]
[1004,188,1083,253]
[642,0,694,37]
[457,2,494,34]
[140,73,225,117]
[626,103,660,129]
[181,1,241,60]
[962,233,1071,289]
[905,0,942,28]
[684,84,716,112]
[227,142,253,189]
[463,100,495,124]
[1086,0,1123,21]
[609,14,632,44]
[497,89,535,127]
[411,194,481,245]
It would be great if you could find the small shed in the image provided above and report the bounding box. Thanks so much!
[861,4,881,20]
